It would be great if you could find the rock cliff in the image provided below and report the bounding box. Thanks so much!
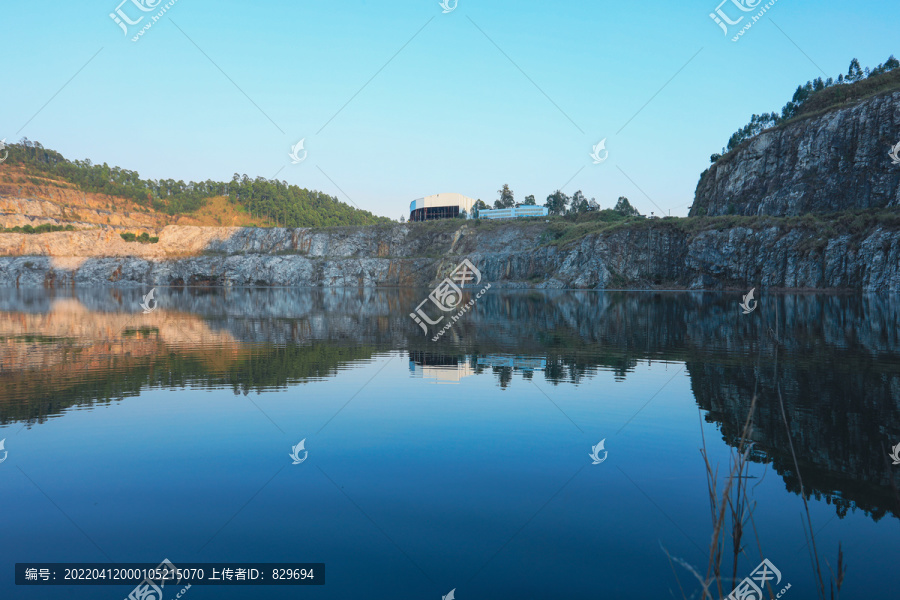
[692,90,900,216]
[0,218,898,291]
[4,82,900,291]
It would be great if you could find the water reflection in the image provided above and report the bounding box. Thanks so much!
[1,287,898,523]
[408,352,546,385]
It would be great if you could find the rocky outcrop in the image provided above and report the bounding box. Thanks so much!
[0,184,165,229]
[0,220,899,291]
[692,90,900,216]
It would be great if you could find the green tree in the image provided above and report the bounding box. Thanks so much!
[544,190,569,216]
[613,196,641,217]
[497,184,515,208]
[523,195,536,205]
[847,58,863,82]
[473,199,488,218]
[570,190,589,214]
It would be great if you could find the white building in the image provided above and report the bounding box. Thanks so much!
[409,193,476,222]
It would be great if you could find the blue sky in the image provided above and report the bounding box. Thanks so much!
[1,0,895,218]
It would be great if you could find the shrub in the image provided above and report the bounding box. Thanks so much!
[119,231,159,243]
[0,223,76,234]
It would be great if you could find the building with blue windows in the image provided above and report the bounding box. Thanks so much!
[478,205,549,219]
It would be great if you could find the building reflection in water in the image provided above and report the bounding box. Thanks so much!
[408,351,546,384]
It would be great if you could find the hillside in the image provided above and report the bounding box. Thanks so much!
[692,56,900,217]
[0,141,390,230]
[0,164,276,230]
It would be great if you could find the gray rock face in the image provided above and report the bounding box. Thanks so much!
[692,90,900,217]
[1,221,899,291]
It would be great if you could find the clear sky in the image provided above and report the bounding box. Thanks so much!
[1,0,895,218]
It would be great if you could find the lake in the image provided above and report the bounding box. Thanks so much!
[1,287,898,599]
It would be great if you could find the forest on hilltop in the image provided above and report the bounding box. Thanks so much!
[3,140,391,228]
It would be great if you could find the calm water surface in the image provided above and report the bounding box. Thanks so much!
[1,288,898,599]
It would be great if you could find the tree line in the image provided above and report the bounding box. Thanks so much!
[468,184,642,218]
[712,55,900,162]
[5,140,390,227]
[226,174,389,227]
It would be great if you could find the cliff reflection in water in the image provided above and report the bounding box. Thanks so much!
[1,287,899,522]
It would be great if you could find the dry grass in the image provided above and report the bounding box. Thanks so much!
[665,382,846,599]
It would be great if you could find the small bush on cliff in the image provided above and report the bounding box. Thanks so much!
[120,232,159,243]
